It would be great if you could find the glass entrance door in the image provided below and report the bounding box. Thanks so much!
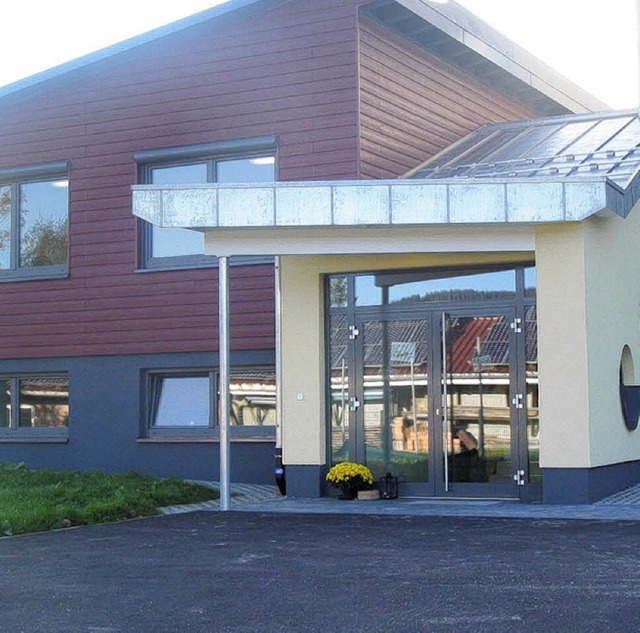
[439,309,522,498]
[327,265,540,500]
[356,317,432,489]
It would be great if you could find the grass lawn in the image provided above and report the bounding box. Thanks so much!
[0,462,219,536]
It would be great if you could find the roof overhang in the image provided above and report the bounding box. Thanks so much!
[137,173,638,225]
[362,0,608,115]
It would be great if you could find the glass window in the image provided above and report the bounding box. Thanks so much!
[230,370,276,426]
[0,375,69,437]
[216,157,275,183]
[0,185,10,270]
[142,152,275,267]
[386,269,516,304]
[524,267,537,299]
[354,275,382,306]
[147,368,276,435]
[0,380,10,428]
[18,377,70,428]
[0,175,68,277]
[19,181,69,267]
[329,277,348,308]
[152,375,210,427]
[150,163,208,259]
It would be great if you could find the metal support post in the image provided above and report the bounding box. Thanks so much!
[219,255,231,511]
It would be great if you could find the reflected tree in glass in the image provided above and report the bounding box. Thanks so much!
[19,181,69,267]
[0,186,10,269]
[329,276,348,308]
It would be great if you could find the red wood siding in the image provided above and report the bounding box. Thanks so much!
[358,17,535,179]
[0,0,363,360]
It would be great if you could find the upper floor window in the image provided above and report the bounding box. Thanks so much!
[0,162,69,281]
[137,139,276,269]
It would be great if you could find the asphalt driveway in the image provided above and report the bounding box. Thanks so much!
[1,512,639,632]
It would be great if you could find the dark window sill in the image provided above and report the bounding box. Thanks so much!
[135,256,274,273]
[0,267,68,283]
[140,426,276,443]
[0,435,68,443]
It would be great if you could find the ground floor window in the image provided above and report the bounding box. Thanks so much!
[0,375,69,439]
[145,367,276,439]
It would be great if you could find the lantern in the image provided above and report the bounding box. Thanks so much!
[380,472,399,499]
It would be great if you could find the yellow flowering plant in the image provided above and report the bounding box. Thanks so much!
[326,462,374,498]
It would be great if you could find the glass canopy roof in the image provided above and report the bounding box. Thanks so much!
[408,110,640,189]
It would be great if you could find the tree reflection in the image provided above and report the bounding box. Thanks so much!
[0,186,10,268]
[21,217,68,267]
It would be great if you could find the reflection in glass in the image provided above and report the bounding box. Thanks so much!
[152,375,210,427]
[354,275,382,306]
[329,276,348,308]
[150,163,208,258]
[387,269,516,305]
[0,185,10,269]
[524,267,537,299]
[18,377,69,428]
[329,314,350,464]
[445,315,512,484]
[0,380,10,427]
[525,305,541,483]
[362,319,429,481]
[216,156,275,183]
[19,181,69,267]
[230,370,276,426]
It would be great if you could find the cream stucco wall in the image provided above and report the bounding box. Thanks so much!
[583,208,640,466]
[535,223,590,468]
[280,251,533,466]
[536,206,640,469]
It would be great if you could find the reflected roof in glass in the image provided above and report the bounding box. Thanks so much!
[408,110,640,189]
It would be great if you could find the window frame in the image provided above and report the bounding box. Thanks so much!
[0,373,70,442]
[135,138,277,271]
[144,367,276,441]
[0,162,70,282]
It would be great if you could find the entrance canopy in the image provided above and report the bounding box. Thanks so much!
[133,110,640,256]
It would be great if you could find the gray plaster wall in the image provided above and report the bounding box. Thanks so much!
[0,351,276,484]
[543,461,640,504]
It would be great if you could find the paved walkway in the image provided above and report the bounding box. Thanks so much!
[161,481,640,521]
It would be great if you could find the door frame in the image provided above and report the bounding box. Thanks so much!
[325,266,540,501]
[433,305,522,499]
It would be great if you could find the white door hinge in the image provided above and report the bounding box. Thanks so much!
[513,470,526,486]
[509,318,523,333]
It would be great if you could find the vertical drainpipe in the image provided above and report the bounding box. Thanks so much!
[274,255,286,494]
[219,255,231,510]
[637,0,640,117]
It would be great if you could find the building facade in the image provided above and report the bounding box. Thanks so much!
[2,0,627,503]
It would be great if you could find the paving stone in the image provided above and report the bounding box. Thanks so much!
[160,481,640,520]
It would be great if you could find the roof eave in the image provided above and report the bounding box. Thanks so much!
[131,178,616,233]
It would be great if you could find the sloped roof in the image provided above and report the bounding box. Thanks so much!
[0,0,267,100]
[0,0,605,114]
[408,110,640,189]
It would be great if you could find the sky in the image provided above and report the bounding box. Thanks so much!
[0,0,637,109]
